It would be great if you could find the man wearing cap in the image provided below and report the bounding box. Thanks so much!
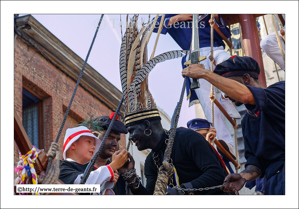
[187,118,236,174]
[80,113,129,195]
[59,126,128,192]
[182,56,285,195]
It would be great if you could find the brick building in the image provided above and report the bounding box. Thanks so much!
[14,15,126,168]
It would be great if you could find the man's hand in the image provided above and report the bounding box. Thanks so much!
[220,173,246,194]
[207,127,217,143]
[118,153,135,174]
[182,64,208,79]
[113,170,119,184]
[110,150,128,171]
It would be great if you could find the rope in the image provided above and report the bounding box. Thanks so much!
[238,23,245,56]
[120,14,123,37]
[39,142,61,187]
[46,14,105,175]
[233,119,239,173]
[262,16,280,81]
[228,19,233,56]
[271,14,285,65]
[209,14,216,146]
[153,77,187,195]
[209,15,240,172]
[274,14,285,41]
[150,14,164,59]
[153,161,174,195]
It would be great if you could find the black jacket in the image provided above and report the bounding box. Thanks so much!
[131,128,228,195]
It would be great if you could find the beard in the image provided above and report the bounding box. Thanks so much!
[99,143,116,159]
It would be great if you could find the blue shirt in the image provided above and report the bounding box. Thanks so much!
[242,81,285,179]
[153,14,231,49]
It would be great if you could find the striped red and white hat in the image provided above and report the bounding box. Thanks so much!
[63,126,101,160]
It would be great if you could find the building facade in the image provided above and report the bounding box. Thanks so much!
[14,15,126,169]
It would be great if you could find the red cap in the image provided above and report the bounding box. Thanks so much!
[110,112,119,120]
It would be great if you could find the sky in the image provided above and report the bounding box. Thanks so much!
[32,14,197,127]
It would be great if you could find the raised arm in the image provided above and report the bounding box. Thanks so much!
[182,64,256,105]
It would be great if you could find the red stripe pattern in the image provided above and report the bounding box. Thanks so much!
[63,130,93,151]
[222,71,258,77]
[107,165,114,182]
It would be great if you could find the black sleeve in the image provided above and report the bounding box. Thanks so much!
[184,131,226,192]
[245,82,285,121]
[59,161,82,184]
[243,128,265,176]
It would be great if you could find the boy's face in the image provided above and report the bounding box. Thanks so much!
[72,136,96,164]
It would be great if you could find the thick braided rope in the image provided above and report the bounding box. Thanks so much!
[40,142,61,186]
[153,78,187,195]
[153,161,174,195]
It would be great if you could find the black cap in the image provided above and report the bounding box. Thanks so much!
[214,56,260,79]
[93,113,128,134]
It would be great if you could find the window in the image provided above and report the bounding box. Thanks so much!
[22,88,44,148]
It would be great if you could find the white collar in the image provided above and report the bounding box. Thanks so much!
[66,158,90,165]
[66,158,76,162]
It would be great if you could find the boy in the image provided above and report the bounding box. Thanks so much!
[59,126,128,194]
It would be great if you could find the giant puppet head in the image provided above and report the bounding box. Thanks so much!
[119,15,188,150]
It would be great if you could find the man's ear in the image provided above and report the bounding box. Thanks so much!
[242,73,251,85]
[144,120,151,130]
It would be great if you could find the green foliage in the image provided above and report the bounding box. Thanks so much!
[78,116,105,132]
